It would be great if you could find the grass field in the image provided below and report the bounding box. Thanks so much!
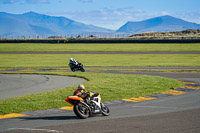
[0,54,199,67]
[0,43,200,52]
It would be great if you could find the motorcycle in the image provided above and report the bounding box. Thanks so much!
[65,93,110,119]
[69,62,85,72]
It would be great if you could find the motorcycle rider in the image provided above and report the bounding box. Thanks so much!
[73,84,99,104]
[68,58,85,72]
[69,58,78,65]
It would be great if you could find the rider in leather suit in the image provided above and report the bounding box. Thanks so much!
[73,84,99,104]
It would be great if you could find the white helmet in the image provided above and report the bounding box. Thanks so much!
[69,58,73,62]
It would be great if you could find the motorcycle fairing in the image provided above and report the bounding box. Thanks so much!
[65,96,84,105]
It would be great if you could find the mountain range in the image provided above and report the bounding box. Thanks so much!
[0,12,200,38]
[0,12,113,38]
[117,15,200,34]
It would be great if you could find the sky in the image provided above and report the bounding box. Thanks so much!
[0,0,200,30]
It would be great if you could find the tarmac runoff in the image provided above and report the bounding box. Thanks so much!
[0,74,87,100]
[1,51,200,54]
[0,78,200,120]
[0,74,87,119]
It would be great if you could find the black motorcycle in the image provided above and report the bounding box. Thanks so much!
[69,62,85,72]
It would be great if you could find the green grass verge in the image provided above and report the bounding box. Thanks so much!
[89,69,200,73]
[0,43,200,52]
[0,54,199,67]
[0,71,183,115]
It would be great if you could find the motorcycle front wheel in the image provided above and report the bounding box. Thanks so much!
[80,67,85,72]
[101,103,110,116]
[73,103,89,119]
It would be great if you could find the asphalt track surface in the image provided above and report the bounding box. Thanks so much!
[1,51,200,54]
[0,74,87,100]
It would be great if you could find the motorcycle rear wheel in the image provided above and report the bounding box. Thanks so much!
[74,103,89,119]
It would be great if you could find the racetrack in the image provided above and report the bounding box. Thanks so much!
[0,72,200,133]
[0,50,200,132]
[0,74,87,99]
[1,51,200,54]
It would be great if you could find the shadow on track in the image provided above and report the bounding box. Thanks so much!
[20,115,78,120]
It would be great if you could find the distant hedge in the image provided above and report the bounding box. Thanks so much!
[0,38,200,43]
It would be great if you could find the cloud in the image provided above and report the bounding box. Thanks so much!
[45,8,200,30]
[174,11,200,24]
[45,8,150,29]
[161,11,170,16]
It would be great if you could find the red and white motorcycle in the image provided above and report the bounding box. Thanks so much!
[65,93,110,119]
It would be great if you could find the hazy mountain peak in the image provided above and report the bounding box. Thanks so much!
[117,15,200,34]
[24,11,38,15]
[0,12,113,38]
[22,11,50,18]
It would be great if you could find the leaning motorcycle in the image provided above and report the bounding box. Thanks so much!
[69,63,85,72]
[65,94,110,119]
